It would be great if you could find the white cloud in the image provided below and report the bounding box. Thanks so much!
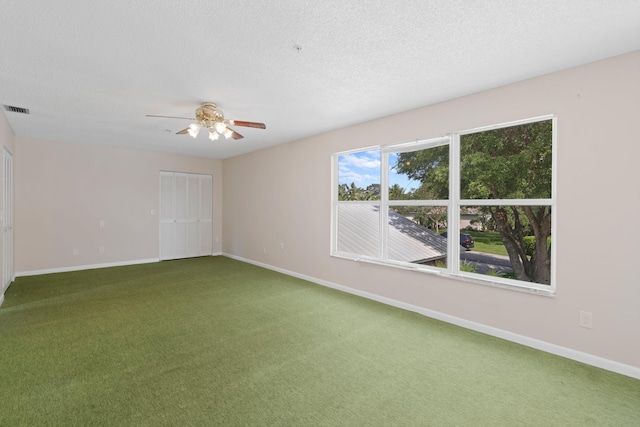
[339,170,379,186]
[338,151,381,186]
[339,151,380,169]
[337,150,420,189]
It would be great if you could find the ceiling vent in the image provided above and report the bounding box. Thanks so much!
[3,105,30,114]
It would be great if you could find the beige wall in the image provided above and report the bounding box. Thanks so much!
[222,51,640,369]
[15,138,222,272]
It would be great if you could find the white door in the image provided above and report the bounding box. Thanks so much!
[159,172,213,260]
[159,172,175,260]
[199,175,213,255]
[186,174,201,257]
[3,148,14,293]
[173,173,189,258]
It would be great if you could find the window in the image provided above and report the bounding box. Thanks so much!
[332,116,555,294]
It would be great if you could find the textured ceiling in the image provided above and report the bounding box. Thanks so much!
[1,1,639,159]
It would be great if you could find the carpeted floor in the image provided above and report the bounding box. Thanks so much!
[1,256,639,426]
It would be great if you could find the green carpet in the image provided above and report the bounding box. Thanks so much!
[1,257,638,426]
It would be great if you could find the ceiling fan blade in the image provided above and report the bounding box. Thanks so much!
[176,128,189,135]
[146,114,195,120]
[227,120,266,129]
[226,126,244,140]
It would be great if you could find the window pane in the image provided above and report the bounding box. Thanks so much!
[387,206,448,267]
[336,204,380,257]
[388,145,449,201]
[459,206,552,286]
[337,150,381,200]
[388,153,421,200]
[460,120,552,200]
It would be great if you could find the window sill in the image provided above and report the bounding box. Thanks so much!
[331,252,556,297]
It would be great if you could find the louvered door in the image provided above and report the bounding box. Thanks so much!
[2,149,14,293]
[159,172,213,260]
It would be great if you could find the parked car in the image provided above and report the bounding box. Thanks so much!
[440,231,475,250]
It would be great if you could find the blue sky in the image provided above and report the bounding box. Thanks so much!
[338,150,419,191]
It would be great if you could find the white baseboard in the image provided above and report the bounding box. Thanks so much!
[224,253,640,381]
[0,293,4,307]
[15,258,160,277]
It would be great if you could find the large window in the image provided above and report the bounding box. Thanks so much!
[332,117,556,294]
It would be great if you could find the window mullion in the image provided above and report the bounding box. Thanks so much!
[331,154,341,254]
[380,149,389,260]
[460,199,553,206]
[450,133,460,274]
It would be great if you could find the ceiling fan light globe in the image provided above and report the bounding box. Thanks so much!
[188,123,201,138]
[215,122,226,134]
[223,129,233,139]
[209,130,219,141]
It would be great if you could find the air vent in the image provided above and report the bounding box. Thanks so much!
[3,105,30,114]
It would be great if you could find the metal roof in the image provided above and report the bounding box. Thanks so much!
[336,205,448,263]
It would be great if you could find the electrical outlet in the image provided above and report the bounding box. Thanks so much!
[73,248,79,256]
[280,242,284,249]
[579,311,593,329]
[262,247,267,254]
[99,246,105,254]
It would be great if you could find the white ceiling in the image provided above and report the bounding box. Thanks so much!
[1,1,639,159]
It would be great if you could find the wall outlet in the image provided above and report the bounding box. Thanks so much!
[73,248,79,256]
[99,246,105,254]
[280,242,284,249]
[99,220,106,228]
[579,311,593,329]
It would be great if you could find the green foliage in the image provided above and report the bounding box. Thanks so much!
[389,183,408,200]
[501,272,517,280]
[394,206,447,232]
[523,235,551,257]
[470,214,495,231]
[460,121,552,200]
[395,145,449,199]
[460,261,478,273]
[338,182,380,201]
[486,268,501,277]
[523,236,536,257]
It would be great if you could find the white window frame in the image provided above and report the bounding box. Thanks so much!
[331,115,557,296]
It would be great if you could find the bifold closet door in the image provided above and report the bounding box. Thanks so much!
[173,173,189,258]
[159,172,213,260]
[199,175,213,255]
[3,149,14,293]
[159,172,175,260]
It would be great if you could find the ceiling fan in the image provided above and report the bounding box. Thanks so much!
[146,102,266,141]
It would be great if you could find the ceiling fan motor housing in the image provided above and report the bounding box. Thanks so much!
[196,103,224,129]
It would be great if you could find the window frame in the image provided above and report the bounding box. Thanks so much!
[331,115,557,295]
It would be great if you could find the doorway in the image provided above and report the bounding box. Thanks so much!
[159,172,213,260]
[3,148,14,294]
